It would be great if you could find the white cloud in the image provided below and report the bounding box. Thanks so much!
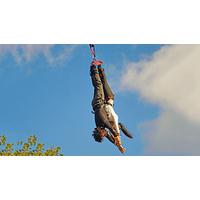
[120,45,200,155]
[0,44,77,65]
[141,109,200,155]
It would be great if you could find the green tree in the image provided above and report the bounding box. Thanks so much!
[0,135,63,156]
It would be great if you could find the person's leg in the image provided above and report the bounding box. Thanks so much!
[98,66,115,102]
[90,65,105,111]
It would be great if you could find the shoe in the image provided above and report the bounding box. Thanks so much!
[92,60,103,66]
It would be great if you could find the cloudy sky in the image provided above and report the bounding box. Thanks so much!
[0,44,199,155]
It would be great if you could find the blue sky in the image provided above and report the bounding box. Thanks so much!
[0,44,163,155]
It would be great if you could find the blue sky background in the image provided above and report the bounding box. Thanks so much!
[0,44,162,155]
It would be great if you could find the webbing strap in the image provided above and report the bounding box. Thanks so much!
[89,44,96,60]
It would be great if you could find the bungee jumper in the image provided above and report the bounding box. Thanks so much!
[89,44,133,153]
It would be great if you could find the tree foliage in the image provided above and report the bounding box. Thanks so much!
[0,135,63,156]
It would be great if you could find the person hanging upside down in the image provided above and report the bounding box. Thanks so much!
[90,60,133,153]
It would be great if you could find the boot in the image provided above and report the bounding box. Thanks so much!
[114,135,126,154]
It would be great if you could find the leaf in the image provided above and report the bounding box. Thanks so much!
[0,135,63,156]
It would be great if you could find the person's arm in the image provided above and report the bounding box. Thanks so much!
[118,123,133,139]
[106,133,115,144]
